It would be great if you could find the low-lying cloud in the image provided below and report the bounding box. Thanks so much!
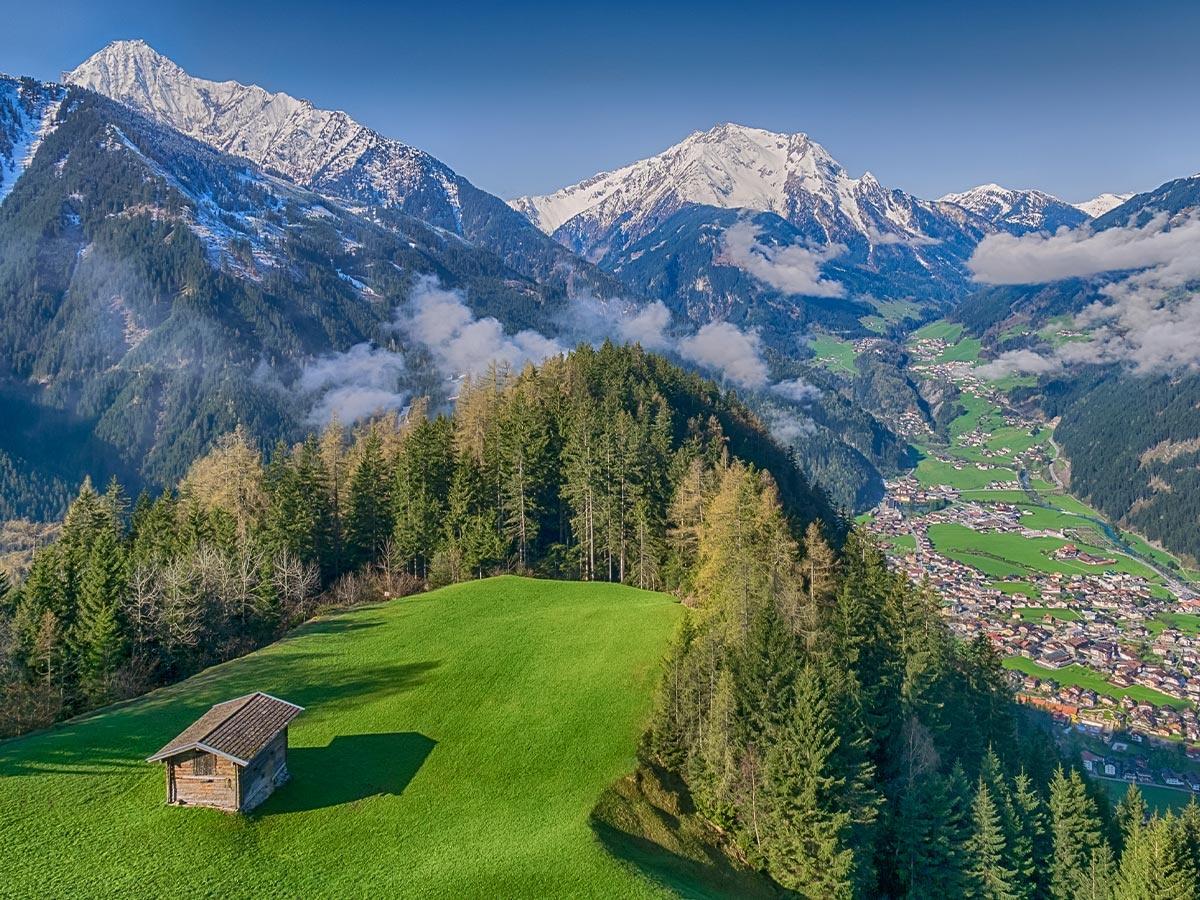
[968,213,1200,285]
[678,321,770,389]
[722,221,846,297]
[771,377,823,403]
[404,276,566,377]
[296,342,409,425]
[975,348,1064,380]
[295,274,828,439]
[970,211,1200,378]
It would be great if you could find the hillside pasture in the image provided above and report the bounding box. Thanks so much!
[0,577,681,898]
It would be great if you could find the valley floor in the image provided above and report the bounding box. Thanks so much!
[817,322,1200,811]
[0,576,681,898]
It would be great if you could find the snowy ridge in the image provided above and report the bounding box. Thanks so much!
[510,123,974,262]
[67,40,464,227]
[939,183,1087,232]
[0,77,65,204]
[1073,192,1133,218]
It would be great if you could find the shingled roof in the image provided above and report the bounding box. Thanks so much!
[147,692,304,766]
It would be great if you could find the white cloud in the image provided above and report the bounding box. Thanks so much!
[722,221,846,297]
[976,349,1063,381]
[677,321,769,388]
[968,213,1200,285]
[764,409,818,443]
[865,225,940,247]
[402,276,566,376]
[296,342,409,424]
[771,377,823,403]
[968,212,1200,375]
[617,300,672,350]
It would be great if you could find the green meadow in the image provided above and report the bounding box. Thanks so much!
[1014,606,1081,623]
[928,524,1160,582]
[0,577,681,898]
[808,334,858,375]
[1002,659,1189,709]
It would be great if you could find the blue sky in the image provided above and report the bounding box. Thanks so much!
[3,0,1197,202]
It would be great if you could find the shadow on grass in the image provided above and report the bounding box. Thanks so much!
[0,659,440,777]
[590,767,788,899]
[259,732,436,814]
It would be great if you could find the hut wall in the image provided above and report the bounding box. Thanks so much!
[167,750,240,811]
[239,728,289,812]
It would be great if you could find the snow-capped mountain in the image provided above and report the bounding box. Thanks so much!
[67,40,624,299]
[512,123,980,262]
[1073,192,1133,219]
[939,183,1088,234]
[0,77,64,204]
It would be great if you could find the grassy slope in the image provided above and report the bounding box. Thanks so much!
[0,576,681,898]
[808,334,858,375]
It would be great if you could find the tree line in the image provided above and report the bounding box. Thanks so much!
[0,342,833,736]
[639,459,1200,896]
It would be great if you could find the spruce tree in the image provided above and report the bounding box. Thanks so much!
[761,663,856,897]
[1116,783,1147,849]
[1115,815,1198,900]
[1048,767,1105,900]
[70,528,128,701]
[965,779,1018,900]
[345,428,394,570]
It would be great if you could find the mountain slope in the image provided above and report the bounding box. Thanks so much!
[0,74,572,512]
[939,183,1089,233]
[954,173,1200,562]
[0,576,682,897]
[67,40,626,300]
[511,123,1000,344]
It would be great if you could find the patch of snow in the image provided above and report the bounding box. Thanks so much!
[1073,192,1134,218]
[0,78,65,205]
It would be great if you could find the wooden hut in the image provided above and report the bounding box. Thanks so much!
[147,692,304,812]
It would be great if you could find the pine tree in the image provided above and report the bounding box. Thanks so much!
[1116,783,1147,849]
[897,770,968,899]
[965,779,1018,900]
[1011,769,1047,899]
[1074,844,1116,900]
[70,527,128,701]
[1115,815,1198,900]
[1048,767,1105,900]
[345,428,394,570]
[392,417,453,578]
[761,663,856,897]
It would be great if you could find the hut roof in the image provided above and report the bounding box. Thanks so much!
[147,692,303,766]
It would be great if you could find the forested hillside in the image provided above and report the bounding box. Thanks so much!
[0,78,571,519]
[614,475,1200,896]
[0,344,833,736]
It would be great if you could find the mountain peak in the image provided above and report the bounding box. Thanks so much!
[1073,191,1133,218]
[509,121,866,241]
[940,182,1087,233]
[65,40,465,221]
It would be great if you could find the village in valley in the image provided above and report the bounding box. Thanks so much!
[824,321,1200,807]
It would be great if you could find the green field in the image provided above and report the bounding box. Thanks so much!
[911,321,964,342]
[914,457,1017,492]
[992,581,1043,600]
[928,524,1161,582]
[1014,606,1080,623]
[808,334,858,374]
[1003,658,1189,709]
[1149,613,1200,636]
[1099,779,1195,815]
[0,577,682,897]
